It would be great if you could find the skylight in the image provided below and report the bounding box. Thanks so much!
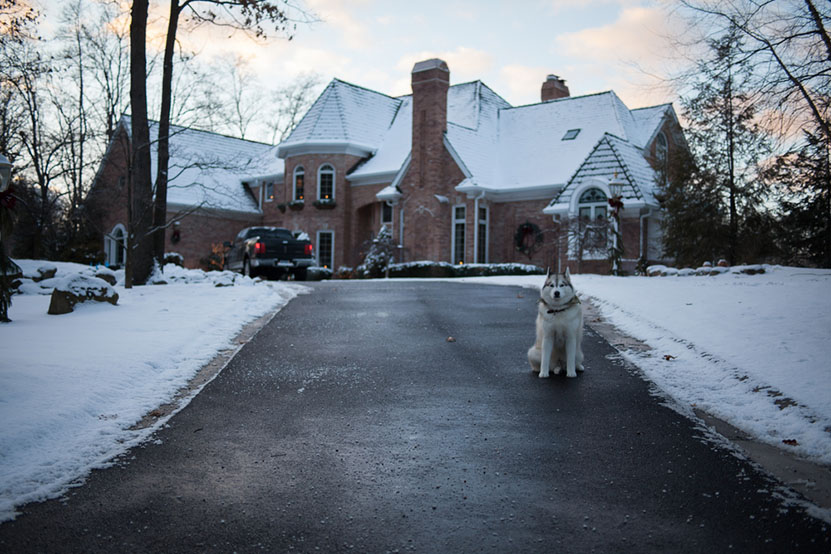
[562,129,580,141]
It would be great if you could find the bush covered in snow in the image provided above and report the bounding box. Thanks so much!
[356,225,396,278]
[647,263,767,277]
[354,261,546,279]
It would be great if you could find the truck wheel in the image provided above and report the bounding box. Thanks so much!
[293,268,308,281]
[243,259,257,278]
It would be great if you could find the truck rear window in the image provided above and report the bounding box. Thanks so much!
[246,228,294,240]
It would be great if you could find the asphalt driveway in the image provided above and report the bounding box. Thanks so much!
[0,280,828,553]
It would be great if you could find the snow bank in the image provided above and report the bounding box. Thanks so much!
[1,260,307,522]
[454,266,831,464]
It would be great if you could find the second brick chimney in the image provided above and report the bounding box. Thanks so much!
[541,74,570,102]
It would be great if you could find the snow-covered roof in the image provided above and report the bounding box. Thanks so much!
[120,116,278,214]
[277,79,402,158]
[543,133,660,215]
[289,80,673,202]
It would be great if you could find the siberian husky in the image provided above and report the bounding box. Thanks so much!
[527,268,584,378]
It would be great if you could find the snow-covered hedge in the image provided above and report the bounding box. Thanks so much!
[348,261,545,279]
[646,264,767,277]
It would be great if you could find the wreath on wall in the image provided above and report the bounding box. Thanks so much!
[514,221,543,259]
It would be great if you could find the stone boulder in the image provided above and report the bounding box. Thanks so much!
[93,267,117,286]
[48,274,119,315]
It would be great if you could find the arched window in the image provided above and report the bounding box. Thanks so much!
[578,188,607,220]
[655,132,668,171]
[293,166,305,201]
[318,164,335,201]
[105,223,127,268]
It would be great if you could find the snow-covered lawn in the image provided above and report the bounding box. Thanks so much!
[1,261,829,523]
[456,266,831,466]
[0,260,307,522]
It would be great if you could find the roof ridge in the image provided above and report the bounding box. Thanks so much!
[503,90,617,111]
[121,114,274,147]
[331,77,401,102]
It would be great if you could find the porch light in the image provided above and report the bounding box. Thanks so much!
[608,175,624,199]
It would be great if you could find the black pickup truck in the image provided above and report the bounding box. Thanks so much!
[225,227,314,280]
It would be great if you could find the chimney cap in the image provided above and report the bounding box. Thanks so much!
[546,74,564,82]
[413,58,449,74]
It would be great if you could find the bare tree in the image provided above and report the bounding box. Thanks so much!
[677,0,831,144]
[152,0,313,269]
[129,0,154,286]
[267,72,322,143]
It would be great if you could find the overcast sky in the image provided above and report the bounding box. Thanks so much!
[35,0,688,111]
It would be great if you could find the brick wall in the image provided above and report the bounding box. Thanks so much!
[488,200,560,268]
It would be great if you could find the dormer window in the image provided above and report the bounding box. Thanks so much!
[562,129,580,141]
[318,164,335,200]
[293,166,305,201]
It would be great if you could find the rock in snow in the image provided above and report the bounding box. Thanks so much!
[48,274,119,315]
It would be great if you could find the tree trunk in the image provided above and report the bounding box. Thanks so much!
[129,0,154,285]
[152,0,181,267]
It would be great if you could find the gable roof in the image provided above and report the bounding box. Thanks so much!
[543,132,660,215]
[117,115,280,214]
[277,79,403,158]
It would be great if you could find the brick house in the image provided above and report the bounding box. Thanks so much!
[90,58,683,273]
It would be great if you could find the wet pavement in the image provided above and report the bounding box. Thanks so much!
[0,280,828,553]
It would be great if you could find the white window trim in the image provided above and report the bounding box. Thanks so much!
[265,181,274,203]
[451,204,466,264]
[573,187,610,261]
[317,164,336,201]
[293,166,305,202]
[381,201,393,226]
[316,229,335,269]
[105,223,127,267]
[476,205,489,263]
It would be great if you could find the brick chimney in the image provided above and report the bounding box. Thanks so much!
[407,58,451,262]
[411,58,450,190]
[541,74,570,101]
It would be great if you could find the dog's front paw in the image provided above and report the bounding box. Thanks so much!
[566,371,577,378]
[538,371,550,379]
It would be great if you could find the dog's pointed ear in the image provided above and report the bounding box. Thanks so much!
[565,267,571,280]
[546,267,551,278]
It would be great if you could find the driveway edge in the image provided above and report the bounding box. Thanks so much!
[582,298,831,514]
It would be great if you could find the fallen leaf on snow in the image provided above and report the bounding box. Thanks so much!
[663,354,676,361]
[782,439,799,446]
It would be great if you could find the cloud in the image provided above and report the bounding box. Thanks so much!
[498,65,552,105]
[305,0,372,50]
[549,5,681,108]
[395,47,494,84]
[554,6,674,65]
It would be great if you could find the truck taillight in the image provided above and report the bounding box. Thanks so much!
[254,241,266,255]
[304,243,313,256]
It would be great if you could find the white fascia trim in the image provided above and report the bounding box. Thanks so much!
[276,141,376,158]
[480,184,563,203]
[442,136,472,178]
[348,170,399,186]
[376,187,402,202]
[543,197,653,216]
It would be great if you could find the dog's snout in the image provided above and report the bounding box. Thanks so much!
[554,290,561,298]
